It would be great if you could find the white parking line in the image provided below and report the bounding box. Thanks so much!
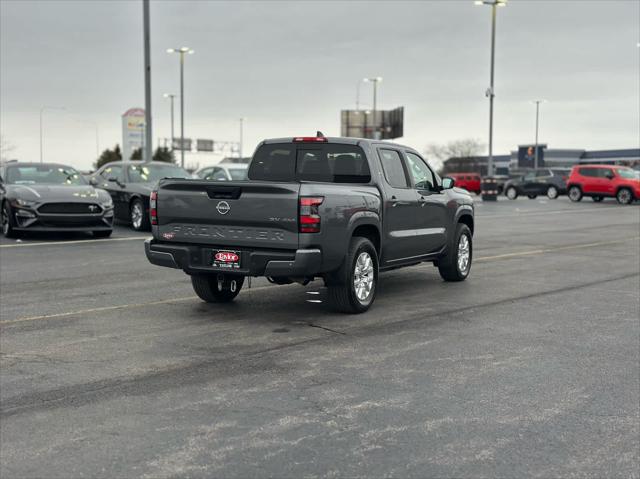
[0,236,149,248]
[2,236,637,326]
[479,206,629,219]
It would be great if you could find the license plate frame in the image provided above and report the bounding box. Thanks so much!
[210,249,242,270]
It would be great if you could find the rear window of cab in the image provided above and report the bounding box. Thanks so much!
[248,143,371,184]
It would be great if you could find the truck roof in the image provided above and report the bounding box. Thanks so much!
[261,136,417,152]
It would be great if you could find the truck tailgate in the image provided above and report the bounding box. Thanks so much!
[155,180,300,250]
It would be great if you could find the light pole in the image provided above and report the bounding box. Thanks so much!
[163,93,176,149]
[363,77,382,139]
[143,0,153,164]
[167,47,194,168]
[475,0,507,177]
[532,100,546,170]
[239,117,245,158]
[39,106,65,163]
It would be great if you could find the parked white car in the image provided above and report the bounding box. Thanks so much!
[193,164,248,181]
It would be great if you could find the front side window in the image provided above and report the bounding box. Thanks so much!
[5,164,86,185]
[127,164,190,183]
[379,149,409,188]
[616,168,636,179]
[597,168,614,178]
[523,172,535,181]
[405,152,435,190]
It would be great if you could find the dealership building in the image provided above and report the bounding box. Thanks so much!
[444,146,640,176]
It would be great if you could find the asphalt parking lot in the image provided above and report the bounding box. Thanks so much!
[1,197,638,478]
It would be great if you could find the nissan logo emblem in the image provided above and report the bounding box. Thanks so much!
[216,201,230,215]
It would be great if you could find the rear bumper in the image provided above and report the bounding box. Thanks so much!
[145,239,322,277]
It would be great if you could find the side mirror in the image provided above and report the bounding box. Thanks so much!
[442,177,455,189]
[89,177,98,186]
[605,172,614,180]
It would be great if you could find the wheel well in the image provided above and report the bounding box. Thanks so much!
[458,214,474,235]
[352,224,380,255]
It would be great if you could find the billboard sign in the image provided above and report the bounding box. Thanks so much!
[518,144,546,168]
[172,138,192,151]
[121,108,145,161]
[196,139,214,152]
[341,106,404,140]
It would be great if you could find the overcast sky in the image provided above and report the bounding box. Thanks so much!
[1,0,638,170]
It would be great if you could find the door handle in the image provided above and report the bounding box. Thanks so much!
[419,196,427,206]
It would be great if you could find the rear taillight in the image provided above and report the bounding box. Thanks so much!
[150,191,157,225]
[299,196,323,233]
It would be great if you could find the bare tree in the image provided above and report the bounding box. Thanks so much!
[424,138,485,173]
[0,135,16,163]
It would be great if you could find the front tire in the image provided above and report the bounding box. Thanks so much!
[568,186,583,202]
[506,187,518,200]
[616,188,633,205]
[191,274,244,303]
[1,202,19,238]
[547,186,559,199]
[130,198,150,231]
[327,237,378,314]
[438,223,472,282]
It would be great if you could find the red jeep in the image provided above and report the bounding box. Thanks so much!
[566,165,640,205]
[449,173,481,195]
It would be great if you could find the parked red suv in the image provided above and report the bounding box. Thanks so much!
[566,165,640,205]
[449,173,481,195]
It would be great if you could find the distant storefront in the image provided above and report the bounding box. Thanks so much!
[444,146,640,176]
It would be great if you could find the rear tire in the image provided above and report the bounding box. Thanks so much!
[438,223,472,282]
[327,237,378,314]
[191,274,244,303]
[130,198,150,231]
[92,230,113,238]
[546,186,559,199]
[616,188,633,205]
[568,186,583,202]
[1,202,19,238]
[592,196,604,203]
[506,187,518,200]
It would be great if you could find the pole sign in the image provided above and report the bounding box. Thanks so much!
[121,108,145,161]
[173,138,192,151]
[517,145,546,168]
[341,106,404,140]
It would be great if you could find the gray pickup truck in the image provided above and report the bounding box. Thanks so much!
[145,135,475,313]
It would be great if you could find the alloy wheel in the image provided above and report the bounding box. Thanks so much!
[457,234,471,275]
[353,252,374,302]
[131,202,143,229]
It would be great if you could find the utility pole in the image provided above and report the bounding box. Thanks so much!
[167,47,194,168]
[163,93,176,149]
[143,0,153,163]
[532,100,545,170]
[239,118,245,158]
[363,77,382,139]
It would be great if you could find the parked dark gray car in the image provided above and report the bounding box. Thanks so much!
[145,136,475,313]
[88,161,190,231]
[0,162,114,238]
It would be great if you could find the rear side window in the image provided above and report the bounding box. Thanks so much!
[379,149,409,188]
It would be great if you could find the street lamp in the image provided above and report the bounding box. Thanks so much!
[163,93,176,150]
[531,99,547,170]
[167,47,194,168]
[39,106,66,163]
[475,0,507,177]
[363,77,382,139]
